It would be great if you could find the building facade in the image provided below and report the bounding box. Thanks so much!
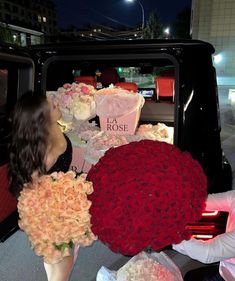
[59,25,143,41]
[191,0,235,79]
[0,0,58,45]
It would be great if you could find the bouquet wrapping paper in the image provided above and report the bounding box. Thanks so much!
[96,251,183,281]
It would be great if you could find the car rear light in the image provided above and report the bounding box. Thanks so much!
[186,224,215,231]
[186,211,228,240]
[192,234,214,239]
[201,210,219,217]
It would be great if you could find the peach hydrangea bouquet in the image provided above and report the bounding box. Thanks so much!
[17,171,97,264]
[95,85,145,118]
[57,82,96,123]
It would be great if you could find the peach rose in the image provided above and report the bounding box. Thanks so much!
[18,171,97,264]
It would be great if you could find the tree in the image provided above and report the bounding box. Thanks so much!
[143,10,163,39]
[173,7,191,39]
[0,25,21,45]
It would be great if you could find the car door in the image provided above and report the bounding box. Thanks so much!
[0,43,34,241]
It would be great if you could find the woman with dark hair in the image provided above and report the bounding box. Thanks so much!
[8,91,75,281]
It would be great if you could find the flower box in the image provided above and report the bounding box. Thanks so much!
[95,87,145,135]
[99,108,141,135]
[70,146,92,174]
[83,160,92,173]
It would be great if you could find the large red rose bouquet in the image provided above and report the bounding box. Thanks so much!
[87,140,207,256]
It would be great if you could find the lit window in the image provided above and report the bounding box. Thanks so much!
[38,15,41,22]
[43,17,47,23]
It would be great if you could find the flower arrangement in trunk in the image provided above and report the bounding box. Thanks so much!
[87,140,207,256]
[57,83,96,122]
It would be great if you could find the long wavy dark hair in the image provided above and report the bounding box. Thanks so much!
[8,91,51,197]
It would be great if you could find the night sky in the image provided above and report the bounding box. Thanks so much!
[54,0,192,29]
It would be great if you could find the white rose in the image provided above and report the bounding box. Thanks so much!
[72,102,92,121]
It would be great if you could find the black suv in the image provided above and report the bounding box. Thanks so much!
[0,39,232,241]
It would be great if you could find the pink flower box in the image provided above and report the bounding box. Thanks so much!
[70,146,92,174]
[99,109,141,135]
[83,160,92,173]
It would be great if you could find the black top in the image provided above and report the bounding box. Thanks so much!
[47,134,72,174]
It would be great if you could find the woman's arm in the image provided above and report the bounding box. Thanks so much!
[173,230,235,263]
[44,256,74,281]
[205,190,235,212]
[43,246,79,281]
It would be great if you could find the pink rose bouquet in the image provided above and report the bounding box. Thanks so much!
[57,82,96,122]
[17,171,96,264]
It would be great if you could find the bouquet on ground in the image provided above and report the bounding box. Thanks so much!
[87,140,207,256]
[97,251,183,281]
[57,82,96,123]
[17,171,97,264]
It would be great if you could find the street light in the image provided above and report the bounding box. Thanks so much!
[163,27,170,39]
[125,0,145,29]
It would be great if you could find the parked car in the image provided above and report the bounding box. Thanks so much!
[0,39,232,241]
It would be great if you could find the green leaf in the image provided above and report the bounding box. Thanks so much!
[54,241,74,252]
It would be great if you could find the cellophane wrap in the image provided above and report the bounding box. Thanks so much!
[96,251,183,281]
[95,87,145,118]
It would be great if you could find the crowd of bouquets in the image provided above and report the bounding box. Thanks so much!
[31,83,207,277]
[54,82,144,125]
[87,140,208,256]
[17,171,97,264]
[82,123,174,163]
[17,139,207,280]
[66,122,174,166]
[52,82,174,165]
[52,81,173,137]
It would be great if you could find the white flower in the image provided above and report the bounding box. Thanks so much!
[57,83,97,122]
[72,102,90,121]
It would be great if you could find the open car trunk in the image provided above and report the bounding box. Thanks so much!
[0,39,232,241]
